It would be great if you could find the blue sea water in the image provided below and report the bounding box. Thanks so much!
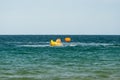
[0,35,120,80]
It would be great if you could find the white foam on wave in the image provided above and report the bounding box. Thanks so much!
[79,42,113,46]
[63,42,114,47]
[18,44,50,47]
[17,42,115,48]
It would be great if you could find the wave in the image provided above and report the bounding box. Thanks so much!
[6,41,49,44]
[65,42,114,46]
[18,44,50,47]
[16,42,119,48]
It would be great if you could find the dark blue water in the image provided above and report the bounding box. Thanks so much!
[0,35,120,80]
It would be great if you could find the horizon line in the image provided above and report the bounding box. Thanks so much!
[0,34,120,36]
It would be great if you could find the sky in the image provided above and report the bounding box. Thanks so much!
[0,0,120,35]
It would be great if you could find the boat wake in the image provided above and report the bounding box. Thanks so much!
[16,42,119,48]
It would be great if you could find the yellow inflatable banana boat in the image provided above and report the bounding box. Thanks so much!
[50,39,63,46]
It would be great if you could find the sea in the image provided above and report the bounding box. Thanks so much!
[0,35,120,80]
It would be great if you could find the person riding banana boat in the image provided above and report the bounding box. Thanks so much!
[50,38,63,46]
